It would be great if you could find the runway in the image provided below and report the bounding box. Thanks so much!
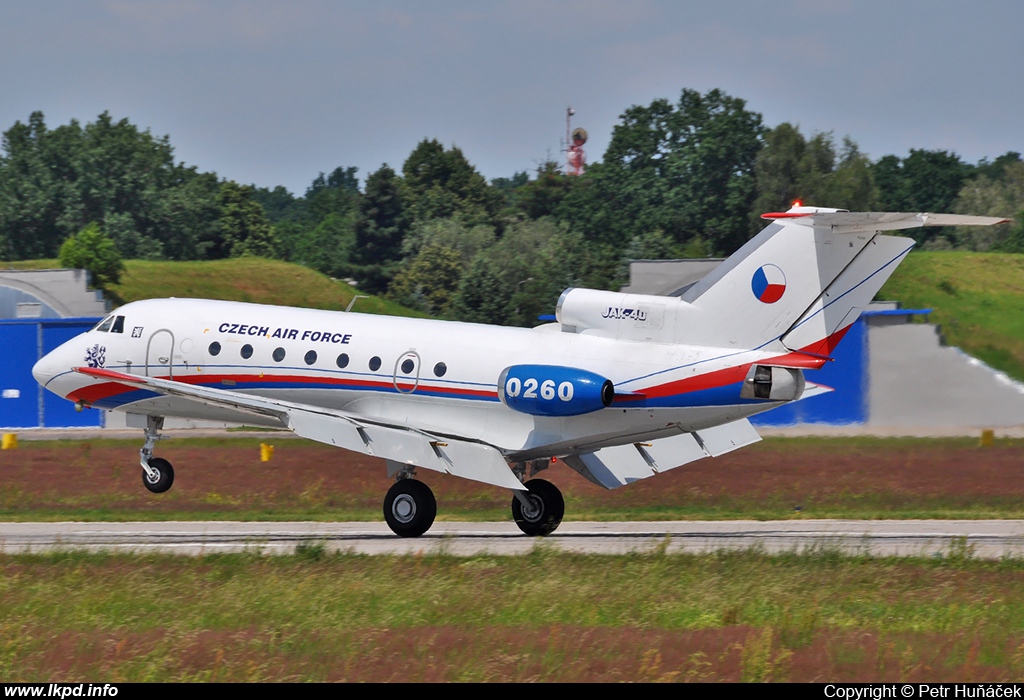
[3,520,1024,558]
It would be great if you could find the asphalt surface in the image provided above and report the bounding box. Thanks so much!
[2,520,1023,558]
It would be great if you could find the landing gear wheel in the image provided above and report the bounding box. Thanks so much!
[142,457,174,494]
[512,479,564,536]
[383,479,437,538]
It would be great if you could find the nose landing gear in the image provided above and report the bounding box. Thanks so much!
[139,415,174,494]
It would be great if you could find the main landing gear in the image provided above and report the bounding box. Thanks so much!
[139,416,174,494]
[383,475,437,538]
[511,479,565,537]
[380,460,565,538]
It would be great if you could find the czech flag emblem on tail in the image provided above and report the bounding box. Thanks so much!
[751,264,786,303]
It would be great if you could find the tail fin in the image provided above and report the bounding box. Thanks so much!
[677,208,1008,350]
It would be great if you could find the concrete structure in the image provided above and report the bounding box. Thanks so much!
[0,269,108,318]
[621,259,724,297]
[868,319,1024,429]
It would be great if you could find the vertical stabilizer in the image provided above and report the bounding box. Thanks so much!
[678,214,877,348]
[676,209,1006,351]
[781,234,914,355]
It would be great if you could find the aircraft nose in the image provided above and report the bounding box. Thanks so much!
[32,350,59,387]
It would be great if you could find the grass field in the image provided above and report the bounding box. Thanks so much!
[878,251,1024,381]
[5,258,423,317]
[3,433,1023,682]
[3,436,1024,522]
[3,548,1024,681]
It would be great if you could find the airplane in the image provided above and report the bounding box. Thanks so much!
[31,206,1008,537]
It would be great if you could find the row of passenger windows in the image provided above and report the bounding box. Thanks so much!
[207,341,447,377]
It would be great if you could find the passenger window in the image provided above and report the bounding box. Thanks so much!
[336,353,349,369]
[401,358,415,374]
[433,362,447,377]
[95,316,114,333]
[209,342,221,356]
[304,350,317,365]
[111,316,125,334]
[273,347,286,362]
[241,344,253,359]
[369,356,381,371]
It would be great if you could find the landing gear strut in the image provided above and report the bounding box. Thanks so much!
[383,475,436,538]
[139,416,174,494]
[511,479,564,536]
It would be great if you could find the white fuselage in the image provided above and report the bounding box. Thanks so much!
[33,298,795,458]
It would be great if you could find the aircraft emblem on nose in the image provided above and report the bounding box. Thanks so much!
[85,344,107,369]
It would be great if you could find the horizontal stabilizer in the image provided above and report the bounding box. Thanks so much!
[767,210,1010,233]
[74,367,525,491]
[562,419,760,489]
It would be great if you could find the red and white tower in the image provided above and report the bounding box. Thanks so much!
[565,106,587,176]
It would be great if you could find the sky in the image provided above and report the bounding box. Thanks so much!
[2,0,1022,195]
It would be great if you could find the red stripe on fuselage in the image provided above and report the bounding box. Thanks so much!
[620,325,847,400]
[68,371,498,405]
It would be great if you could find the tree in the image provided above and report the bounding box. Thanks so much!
[0,111,223,261]
[402,139,501,225]
[351,165,409,292]
[751,126,876,230]
[872,149,972,246]
[387,243,464,315]
[306,166,360,222]
[562,88,765,255]
[212,181,280,258]
[515,161,574,220]
[953,160,1024,250]
[58,222,124,290]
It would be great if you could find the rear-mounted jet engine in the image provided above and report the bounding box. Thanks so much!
[498,364,614,417]
[740,365,806,401]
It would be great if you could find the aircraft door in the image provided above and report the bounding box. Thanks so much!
[145,329,175,378]
[393,351,421,393]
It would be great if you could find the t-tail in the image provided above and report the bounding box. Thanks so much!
[556,206,1008,355]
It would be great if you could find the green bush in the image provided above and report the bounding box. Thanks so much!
[58,222,125,290]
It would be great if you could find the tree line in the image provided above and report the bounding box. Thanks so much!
[2,88,1023,324]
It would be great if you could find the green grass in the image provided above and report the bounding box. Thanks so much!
[4,436,1024,522]
[880,251,1024,380]
[3,549,1024,681]
[5,257,425,317]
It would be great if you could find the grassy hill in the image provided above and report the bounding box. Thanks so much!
[879,251,1024,381]
[5,258,425,317]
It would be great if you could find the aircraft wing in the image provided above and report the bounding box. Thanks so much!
[561,418,762,489]
[74,367,526,491]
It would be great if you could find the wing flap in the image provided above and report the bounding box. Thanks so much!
[432,439,527,490]
[693,418,762,456]
[75,367,526,491]
[562,420,759,490]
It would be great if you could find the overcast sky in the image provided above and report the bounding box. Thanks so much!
[2,1,1022,194]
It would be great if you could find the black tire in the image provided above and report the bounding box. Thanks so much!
[142,457,174,494]
[383,479,437,537]
[512,478,565,536]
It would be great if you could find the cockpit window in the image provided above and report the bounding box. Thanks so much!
[95,316,114,333]
[110,316,125,334]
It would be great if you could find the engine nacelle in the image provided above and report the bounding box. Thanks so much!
[739,365,806,401]
[498,364,614,417]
